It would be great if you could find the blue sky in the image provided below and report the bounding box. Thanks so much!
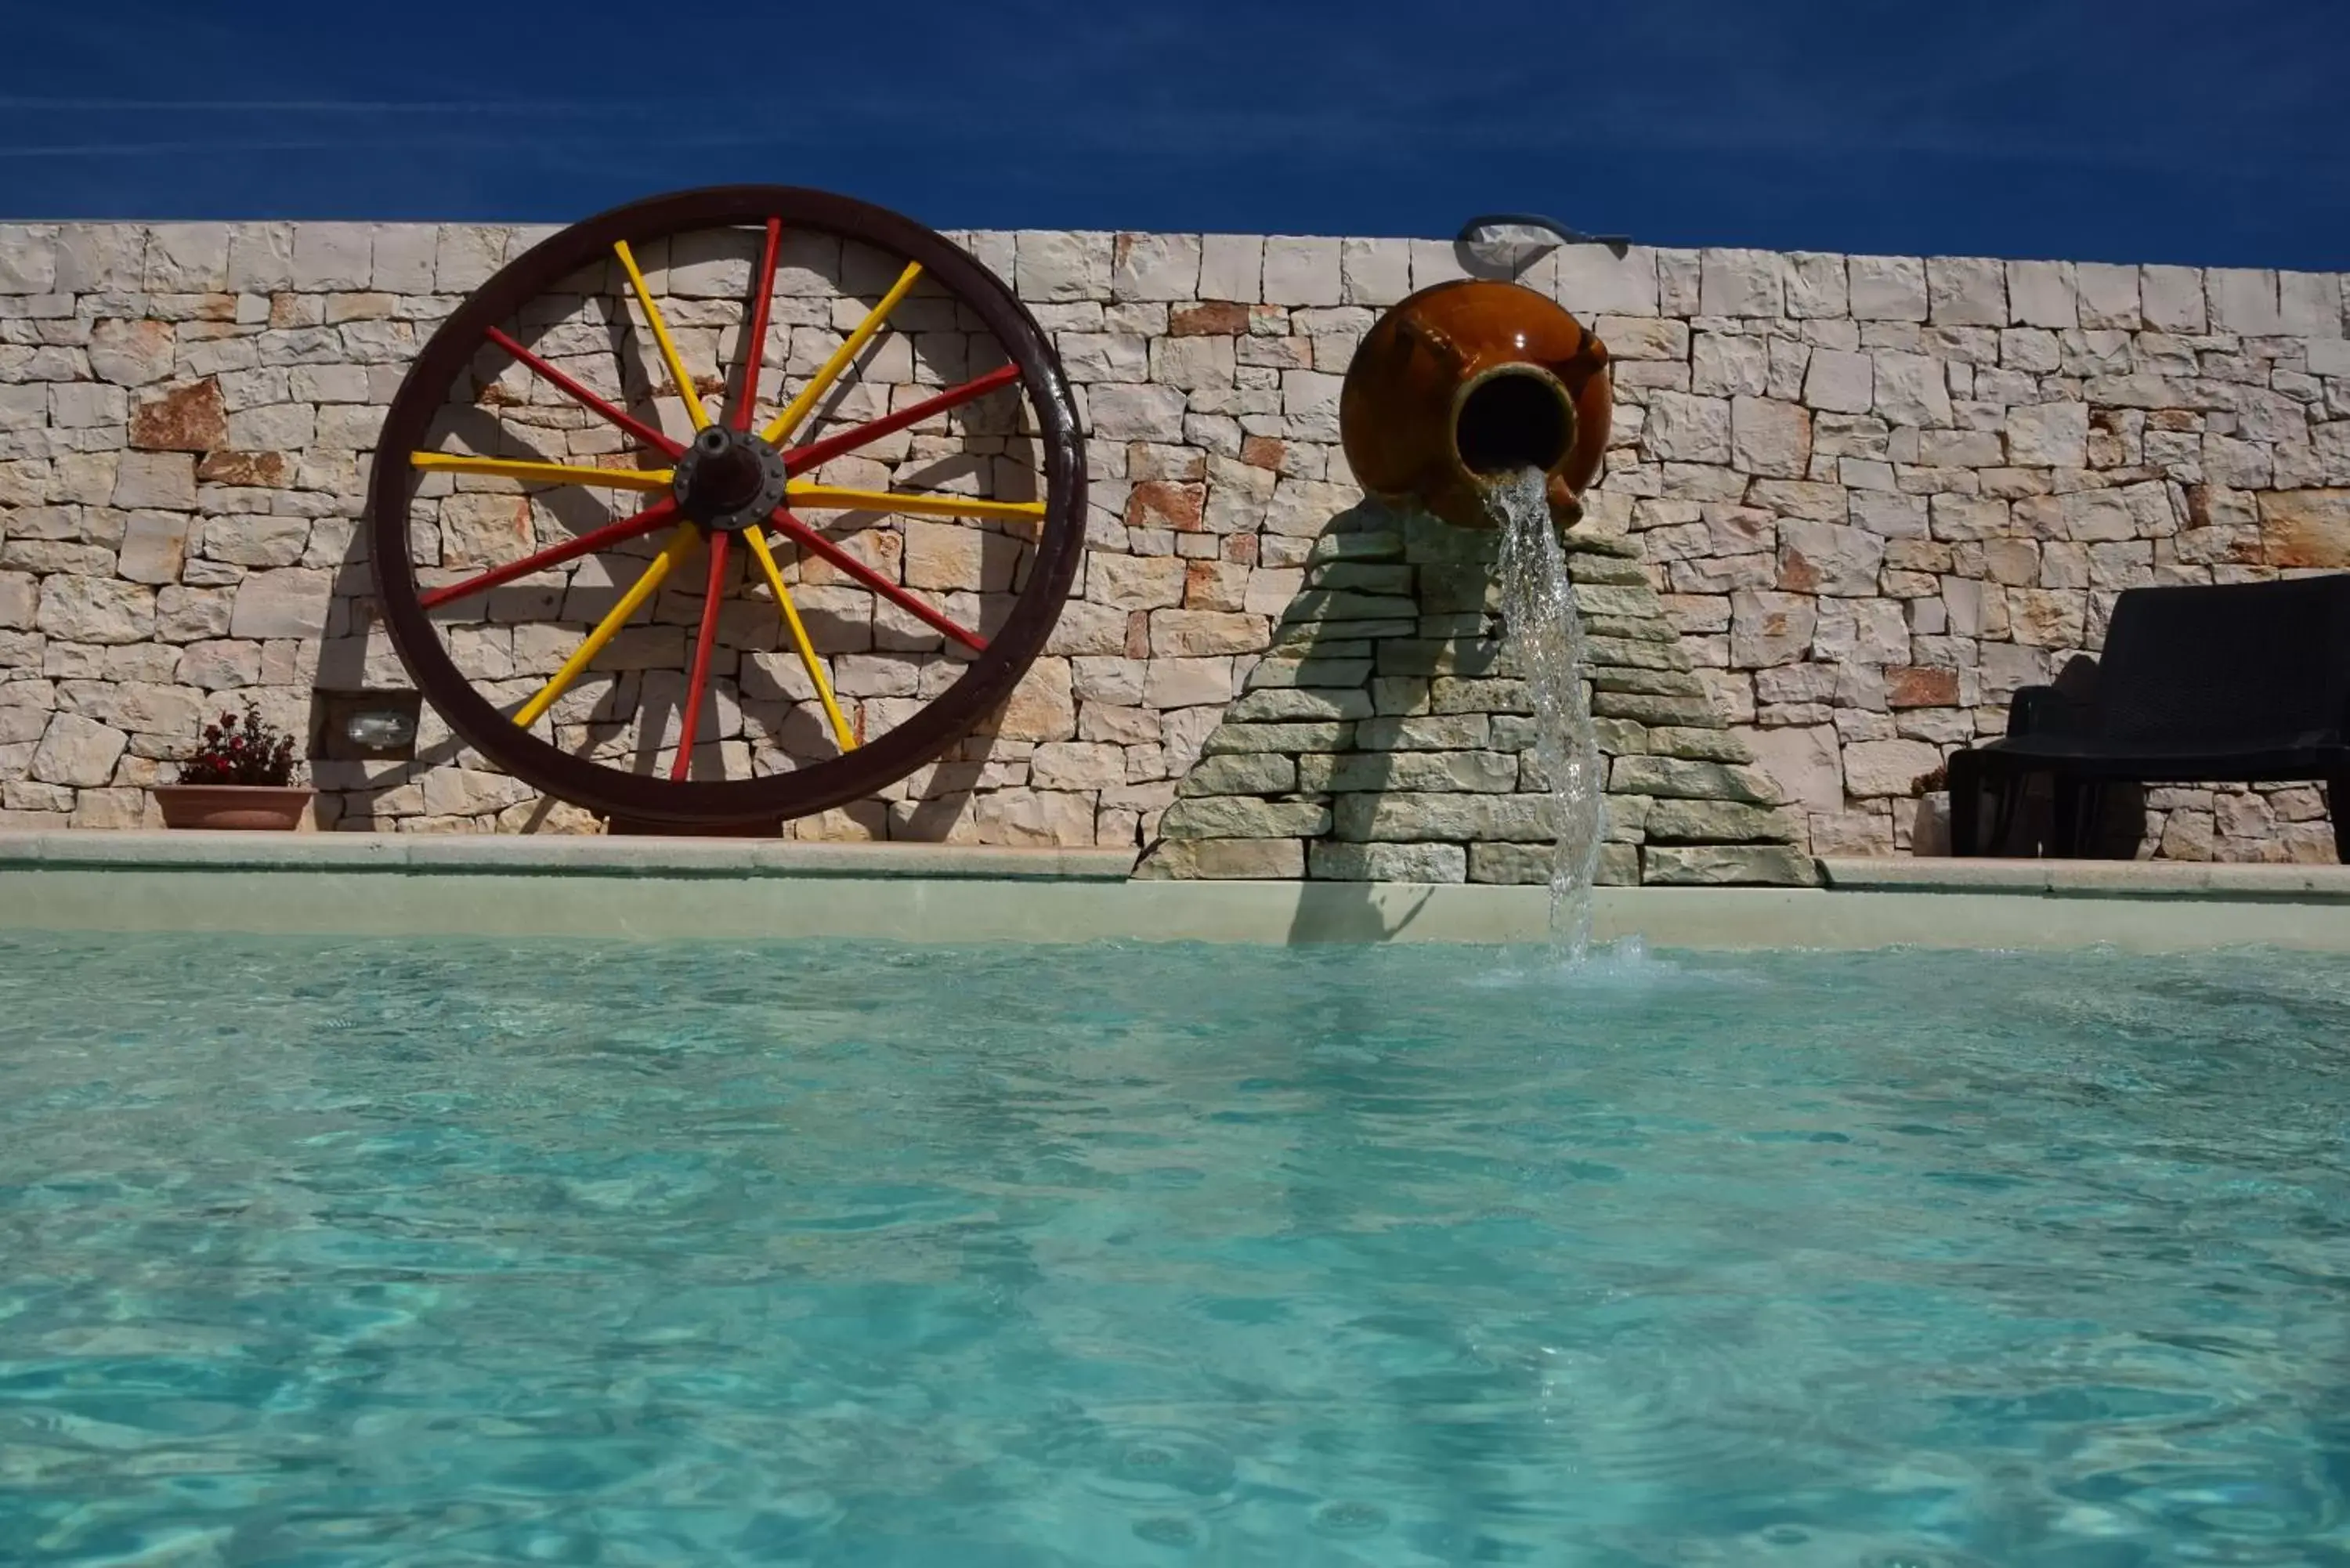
[2,1,2343,268]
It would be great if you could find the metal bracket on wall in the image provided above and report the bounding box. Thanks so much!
[1455,214,1633,258]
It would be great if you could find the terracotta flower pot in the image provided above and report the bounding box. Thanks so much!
[154,784,314,831]
[1339,278,1613,531]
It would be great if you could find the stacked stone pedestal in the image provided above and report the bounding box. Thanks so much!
[1134,505,1817,886]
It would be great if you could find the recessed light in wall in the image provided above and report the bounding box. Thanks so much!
[313,688,425,762]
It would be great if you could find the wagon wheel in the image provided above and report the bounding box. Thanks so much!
[364,185,1086,829]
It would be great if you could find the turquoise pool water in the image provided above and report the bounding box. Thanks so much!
[1,933,2345,1566]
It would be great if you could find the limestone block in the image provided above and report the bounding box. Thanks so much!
[127,380,228,453]
[2280,271,2342,337]
[1465,840,1574,885]
[1150,609,1264,657]
[289,224,371,291]
[1691,334,1768,396]
[90,319,176,387]
[1282,370,1344,440]
[1640,844,1816,886]
[1350,714,1489,753]
[1228,687,1373,722]
[1177,752,1296,796]
[1153,338,1238,395]
[1840,736,1943,799]
[2258,490,2350,568]
[2206,268,2282,335]
[178,639,262,690]
[1849,255,1928,321]
[50,225,143,292]
[368,224,438,293]
[228,567,333,640]
[1700,248,1783,316]
[2140,265,2206,332]
[1204,721,1354,755]
[0,573,33,633]
[1060,333,1148,383]
[1189,234,1262,302]
[995,659,1076,742]
[1727,589,1815,666]
[1644,393,1733,463]
[1773,519,1881,596]
[1144,657,1238,708]
[1015,231,1112,302]
[1744,722,1842,815]
[1310,840,1468,882]
[1257,237,1339,307]
[1784,253,1848,318]
[2063,262,2137,330]
[117,513,190,585]
[1134,837,1303,879]
[1871,351,1954,427]
[1802,349,1873,413]
[1088,554,1187,609]
[428,225,505,293]
[36,577,154,645]
[1927,256,2005,325]
[1159,795,1330,839]
[1030,741,1128,790]
[31,711,126,788]
[2005,260,2077,327]
[1607,754,1781,806]
[1110,232,1199,302]
[1071,655,1148,706]
[1731,396,1811,479]
[145,224,230,291]
[1331,790,1549,843]
[905,519,1010,591]
[1643,798,1793,842]
[1301,750,1517,794]
[1340,238,1412,307]
[1086,384,1186,441]
[2007,401,2090,468]
[1596,318,1688,363]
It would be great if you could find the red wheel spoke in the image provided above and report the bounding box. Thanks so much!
[767,507,988,654]
[781,364,1022,475]
[728,218,784,432]
[671,531,733,781]
[419,499,679,610]
[485,327,685,460]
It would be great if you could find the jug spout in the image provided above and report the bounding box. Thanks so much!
[1338,279,1611,531]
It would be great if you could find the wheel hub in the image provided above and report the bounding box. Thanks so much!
[671,424,787,533]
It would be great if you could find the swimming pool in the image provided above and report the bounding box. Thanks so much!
[2,932,2344,1564]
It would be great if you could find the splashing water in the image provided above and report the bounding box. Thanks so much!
[1488,468,1607,960]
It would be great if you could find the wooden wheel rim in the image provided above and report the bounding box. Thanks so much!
[364,184,1087,827]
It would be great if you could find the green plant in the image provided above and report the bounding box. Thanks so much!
[178,703,302,787]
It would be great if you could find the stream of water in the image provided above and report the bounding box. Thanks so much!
[1488,468,1608,960]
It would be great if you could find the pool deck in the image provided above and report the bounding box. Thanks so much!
[2,831,2346,951]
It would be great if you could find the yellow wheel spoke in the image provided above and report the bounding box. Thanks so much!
[513,525,700,729]
[783,482,1045,522]
[760,260,923,449]
[745,531,856,753]
[614,239,712,432]
[411,451,674,492]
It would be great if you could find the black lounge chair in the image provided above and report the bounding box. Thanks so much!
[1947,574,2350,861]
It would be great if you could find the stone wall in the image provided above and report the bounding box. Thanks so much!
[0,220,2345,859]
[1137,505,1812,886]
